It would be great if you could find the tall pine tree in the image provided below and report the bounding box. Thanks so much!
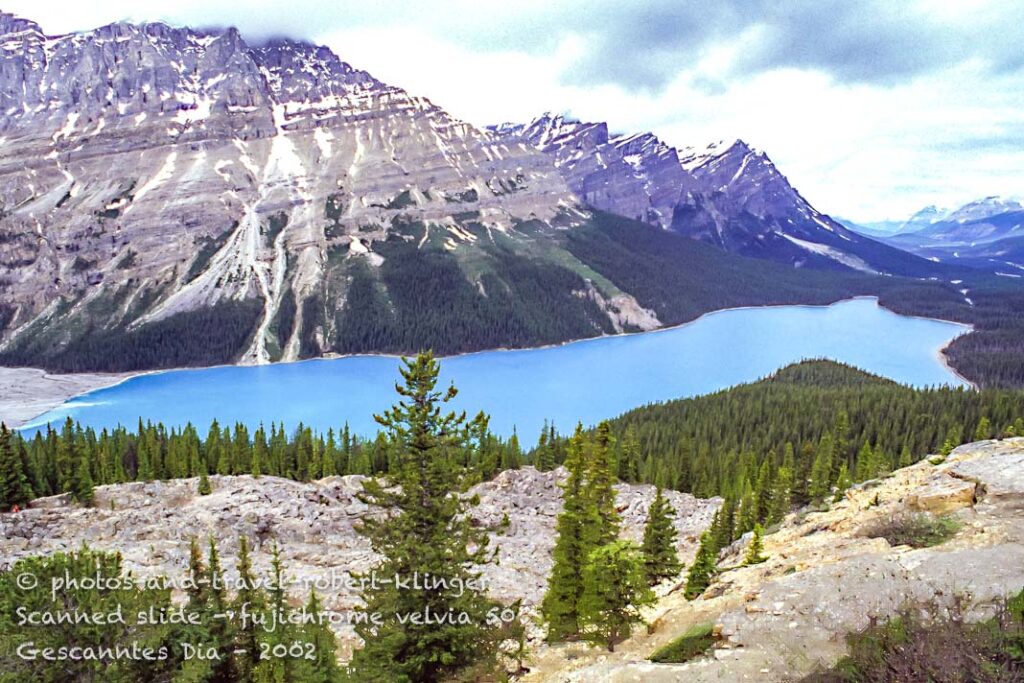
[347,352,507,682]
[640,487,681,585]
[541,425,590,641]
[0,424,32,510]
[579,541,654,651]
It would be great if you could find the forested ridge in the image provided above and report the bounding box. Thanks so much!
[571,212,1024,389]
[3,210,1023,388]
[541,360,1024,501]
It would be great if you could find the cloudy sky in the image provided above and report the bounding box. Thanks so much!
[6,0,1023,221]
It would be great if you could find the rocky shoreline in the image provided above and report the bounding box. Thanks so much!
[0,367,137,428]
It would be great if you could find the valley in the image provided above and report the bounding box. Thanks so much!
[0,12,1022,393]
[2,356,1024,681]
[13,298,968,437]
[0,3,1020,683]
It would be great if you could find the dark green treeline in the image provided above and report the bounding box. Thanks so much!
[0,415,523,509]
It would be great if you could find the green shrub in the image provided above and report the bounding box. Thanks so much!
[860,513,960,548]
[649,622,716,663]
[802,590,1024,682]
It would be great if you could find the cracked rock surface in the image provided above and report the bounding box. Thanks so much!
[528,438,1024,682]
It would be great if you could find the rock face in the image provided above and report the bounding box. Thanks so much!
[492,113,937,276]
[0,465,718,657]
[527,438,1024,682]
[0,12,634,367]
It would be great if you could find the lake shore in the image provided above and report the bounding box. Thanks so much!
[0,368,139,428]
[1,296,976,429]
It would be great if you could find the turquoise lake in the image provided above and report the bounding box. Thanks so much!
[21,298,971,442]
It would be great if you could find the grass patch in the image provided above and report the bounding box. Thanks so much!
[649,623,716,664]
[860,513,960,549]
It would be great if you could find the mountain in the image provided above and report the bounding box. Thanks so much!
[882,197,1024,271]
[491,113,940,276]
[0,13,638,369]
[843,207,949,237]
[941,196,1023,225]
[900,205,948,232]
[890,197,1024,245]
[837,217,907,237]
[0,13,998,378]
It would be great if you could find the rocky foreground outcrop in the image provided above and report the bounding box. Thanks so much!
[529,438,1024,682]
[6,440,1021,679]
[0,466,717,658]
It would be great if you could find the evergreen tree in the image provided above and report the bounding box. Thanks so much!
[56,418,76,492]
[579,541,655,652]
[754,457,774,521]
[743,524,767,565]
[70,450,94,505]
[898,444,913,469]
[736,483,758,536]
[873,443,890,478]
[216,435,232,475]
[854,441,876,482]
[198,471,212,495]
[584,421,620,547]
[535,424,554,471]
[617,425,641,482]
[318,439,336,478]
[768,459,793,525]
[136,435,155,481]
[717,496,737,548]
[254,543,300,683]
[808,435,834,501]
[233,536,263,679]
[0,424,32,510]
[975,416,992,441]
[347,352,507,683]
[541,426,589,641]
[298,591,343,682]
[185,537,207,608]
[833,462,852,501]
[204,537,239,682]
[683,531,718,600]
[941,425,963,455]
[640,487,681,585]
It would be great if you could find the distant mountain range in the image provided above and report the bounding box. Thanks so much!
[844,197,1024,272]
[0,11,1007,376]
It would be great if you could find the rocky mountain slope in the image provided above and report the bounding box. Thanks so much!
[528,437,1024,681]
[0,466,718,658]
[492,113,939,276]
[0,12,978,376]
[0,12,655,368]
